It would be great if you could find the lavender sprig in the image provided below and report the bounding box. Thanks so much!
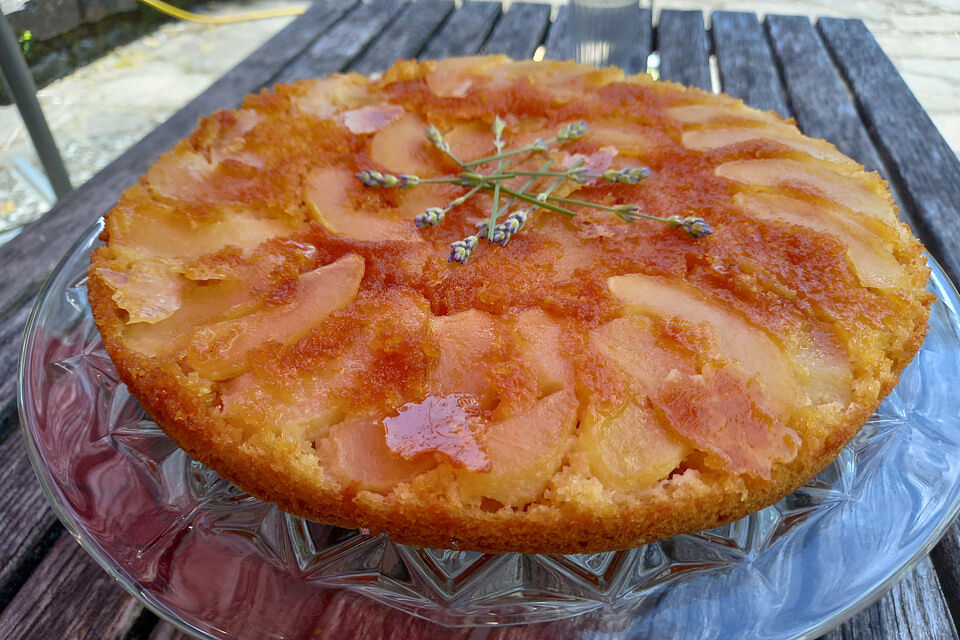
[355,170,421,189]
[665,214,714,238]
[449,234,480,264]
[415,184,483,228]
[485,116,507,241]
[426,124,465,167]
[352,116,712,263]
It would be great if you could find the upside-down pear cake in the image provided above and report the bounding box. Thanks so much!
[88,56,933,554]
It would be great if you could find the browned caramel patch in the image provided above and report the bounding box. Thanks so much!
[383,394,491,471]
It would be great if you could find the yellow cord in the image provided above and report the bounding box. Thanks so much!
[137,0,306,25]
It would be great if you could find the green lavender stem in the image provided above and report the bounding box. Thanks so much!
[462,138,555,167]
[487,118,507,241]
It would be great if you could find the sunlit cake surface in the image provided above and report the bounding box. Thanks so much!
[88,56,933,554]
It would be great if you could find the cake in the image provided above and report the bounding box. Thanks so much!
[87,56,933,554]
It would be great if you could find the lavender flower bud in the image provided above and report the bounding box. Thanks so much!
[381,173,399,188]
[425,124,450,152]
[665,215,683,230]
[531,138,548,152]
[399,174,420,189]
[449,235,480,263]
[601,166,651,184]
[415,207,445,228]
[556,120,588,142]
[458,171,484,185]
[569,166,589,184]
[492,116,506,139]
[355,169,383,188]
[681,216,713,238]
[614,204,640,222]
[492,209,529,245]
[356,169,413,189]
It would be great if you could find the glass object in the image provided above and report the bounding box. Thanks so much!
[18,221,960,639]
[570,0,645,70]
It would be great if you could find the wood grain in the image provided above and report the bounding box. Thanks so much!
[480,1,550,60]
[765,16,887,175]
[764,15,913,229]
[0,533,143,640]
[420,0,501,60]
[656,9,711,90]
[0,435,60,612]
[272,0,406,84]
[543,4,651,74]
[710,11,789,116]
[819,556,958,640]
[349,0,456,75]
[542,3,571,62]
[817,17,960,295]
[930,524,960,635]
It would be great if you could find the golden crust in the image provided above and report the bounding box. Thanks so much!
[88,57,932,554]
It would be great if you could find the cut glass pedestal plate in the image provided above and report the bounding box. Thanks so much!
[19,221,960,639]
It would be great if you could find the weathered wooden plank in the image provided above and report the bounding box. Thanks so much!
[149,621,190,640]
[764,16,886,174]
[763,16,918,243]
[349,0,456,75]
[0,435,61,612]
[710,11,789,116]
[631,8,654,75]
[542,4,572,62]
[818,556,958,640]
[817,17,960,287]
[0,533,143,640]
[930,525,960,633]
[480,1,550,60]
[0,298,32,438]
[544,4,651,75]
[420,0,501,60]
[0,0,359,437]
[273,0,407,84]
[656,9,711,90]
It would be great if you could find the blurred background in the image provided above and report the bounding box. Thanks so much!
[1,0,957,237]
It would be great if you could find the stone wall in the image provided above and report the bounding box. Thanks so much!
[1,0,137,41]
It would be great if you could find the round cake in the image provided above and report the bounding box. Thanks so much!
[88,56,933,554]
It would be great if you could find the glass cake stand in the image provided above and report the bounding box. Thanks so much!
[18,220,960,639]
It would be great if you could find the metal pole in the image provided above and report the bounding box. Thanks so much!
[0,13,72,199]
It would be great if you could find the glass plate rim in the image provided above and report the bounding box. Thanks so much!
[16,218,960,640]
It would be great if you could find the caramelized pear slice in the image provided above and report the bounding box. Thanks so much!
[369,112,439,175]
[107,200,302,261]
[607,274,799,409]
[219,371,346,441]
[682,126,854,166]
[428,310,498,402]
[511,308,573,397]
[715,158,898,226]
[666,103,780,125]
[326,416,435,493]
[734,191,906,290]
[187,253,364,380]
[304,166,419,242]
[589,317,799,479]
[458,390,577,507]
[579,400,688,491]
[99,265,183,324]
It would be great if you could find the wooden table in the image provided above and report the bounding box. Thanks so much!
[1,1,959,638]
